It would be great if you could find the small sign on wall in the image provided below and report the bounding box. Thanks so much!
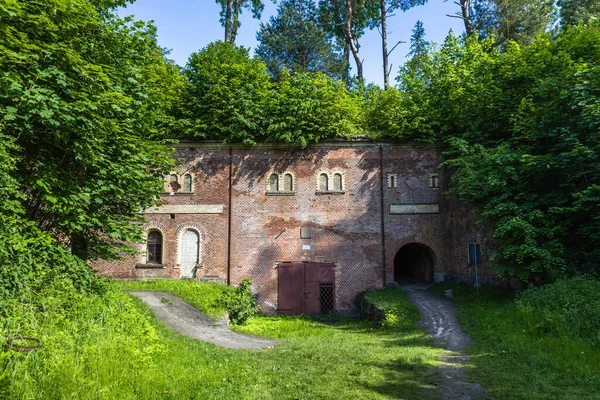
[390,204,439,214]
[302,245,311,250]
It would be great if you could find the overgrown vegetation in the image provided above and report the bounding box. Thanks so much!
[517,277,600,346]
[2,280,444,399]
[430,282,600,400]
[362,286,421,328]
[118,279,232,319]
[219,278,260,325]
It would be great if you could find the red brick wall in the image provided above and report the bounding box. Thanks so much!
[91,140,496,312]
[382,145,444,284]
[229,144,384,313]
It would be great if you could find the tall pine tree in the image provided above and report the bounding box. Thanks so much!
[472,0,554,48]
[256,0,345,80]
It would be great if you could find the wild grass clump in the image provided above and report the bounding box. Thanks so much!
[0,282,164,399]
[517,276,600,346]
[430,282,600,400]
[362,286,421,328]
[118,279,232,319]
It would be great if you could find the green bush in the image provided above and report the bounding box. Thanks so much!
[517,277,600,346]
[219,278,260,325]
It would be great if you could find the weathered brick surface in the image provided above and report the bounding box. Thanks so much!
[92,140,495,313]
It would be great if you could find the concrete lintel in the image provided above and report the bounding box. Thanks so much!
[390,204,439,214]
[146,204,224,214]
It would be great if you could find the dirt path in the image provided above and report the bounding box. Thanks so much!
[129,291,278,350]
[401,285,488,400]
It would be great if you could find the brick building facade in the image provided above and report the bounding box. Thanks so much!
[92,140,495,314]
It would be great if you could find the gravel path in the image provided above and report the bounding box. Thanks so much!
[129,291,278,350]
[401,285,488,400]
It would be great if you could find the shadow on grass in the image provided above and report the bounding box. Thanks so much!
[359,357,441,399]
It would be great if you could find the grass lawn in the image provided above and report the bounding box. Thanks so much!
[3,280,444,399]
[429,283,600,400]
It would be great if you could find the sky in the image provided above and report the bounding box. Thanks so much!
[118,0,465,86]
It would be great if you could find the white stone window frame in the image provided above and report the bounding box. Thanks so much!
[137,222,167,266]
[316,169,346,194]
[429,173,440,190]
[174,224,204,270]
[163,171,195,194]
[387,173,398,189]
[266,171,296,195]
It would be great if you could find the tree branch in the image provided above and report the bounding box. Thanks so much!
[387,40,405,56]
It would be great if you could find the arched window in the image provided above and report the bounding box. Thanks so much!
[319,173,329,192]
[146,231,163,264]
[169,174,181,192]
[269,174,279,192]
[183,174,192,192]
[333,173,343,191]
[284,174,293,192]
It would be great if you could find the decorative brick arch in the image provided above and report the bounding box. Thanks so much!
[175,224,204,268]
[137,221,168,264]
[330,168,346,191]
[315,168,330,191]
[266,170,296,192]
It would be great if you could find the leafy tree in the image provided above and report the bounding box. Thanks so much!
[557,0,600,29]
[0,0,180,260]
[364,86,436,141]
[216,0,265,43]
[179,41,271,144]
[256,0,345,80]
[441,23,600,281]
[266,71,362,146]
[472,0,554,48]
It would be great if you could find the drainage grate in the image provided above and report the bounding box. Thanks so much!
[319,283,334,314]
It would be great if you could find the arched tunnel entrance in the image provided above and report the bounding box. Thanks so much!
[394,243,435,284]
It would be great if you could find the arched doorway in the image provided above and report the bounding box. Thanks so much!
[394,243,435,284]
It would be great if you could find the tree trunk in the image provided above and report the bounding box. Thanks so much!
[343,0,363,84]
[460,0,473,37]
[343,42,350,87]
[230,0,242,43]
[380,0,389,88]
[224,0,234,42]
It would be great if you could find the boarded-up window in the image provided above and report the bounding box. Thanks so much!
[333,173,343,191]
[269,174,279,192]
[283,174,293,192]
[146,231,163,264]
[319,173,328,191]
[183,174,192,192]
